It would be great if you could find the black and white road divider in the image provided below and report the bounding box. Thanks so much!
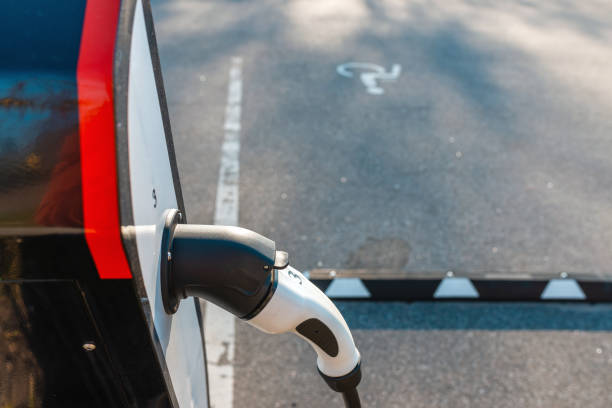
[305,270,612,302]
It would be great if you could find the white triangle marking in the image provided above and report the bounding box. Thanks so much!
[434,277,479,298]
[541,279,586,300]
[325,278,371,298]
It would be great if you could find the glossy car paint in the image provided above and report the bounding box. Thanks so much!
[0,1,206,406]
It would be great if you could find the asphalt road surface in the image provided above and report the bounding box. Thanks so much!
[151,0,612,406]
[153,0,612,277]
[234,302,612,408]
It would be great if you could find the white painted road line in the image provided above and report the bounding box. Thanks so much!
[203,302,235,408]
[214,57,243,227]
[205,56,243,408]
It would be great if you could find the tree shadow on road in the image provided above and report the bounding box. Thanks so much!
[339,301,612,331]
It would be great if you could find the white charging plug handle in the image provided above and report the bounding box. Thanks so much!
[247,266,360,378]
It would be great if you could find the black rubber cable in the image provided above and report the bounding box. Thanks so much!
[341,387,361,408]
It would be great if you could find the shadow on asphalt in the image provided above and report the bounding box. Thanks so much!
[337,301,612,331]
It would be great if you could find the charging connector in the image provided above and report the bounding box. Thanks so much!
[160,209,362,407]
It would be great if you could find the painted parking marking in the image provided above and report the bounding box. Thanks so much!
[205,56,243,408]
[336,62,401,95]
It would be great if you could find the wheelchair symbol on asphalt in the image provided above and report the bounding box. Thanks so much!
[336,62,401,95]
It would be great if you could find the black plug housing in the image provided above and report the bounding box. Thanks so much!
[319,362,362,408]
[318,361,362,393]
[160,210,289,317]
